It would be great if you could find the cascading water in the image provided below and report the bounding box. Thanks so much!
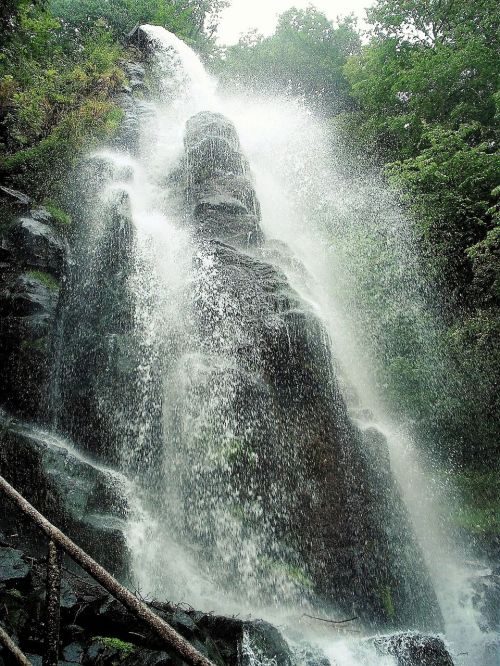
[51,24,496,666]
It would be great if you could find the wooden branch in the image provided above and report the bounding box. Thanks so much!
[43,540,62,666]
[303,613,359,624]
[0,475,215,666]
[0,625,31,666]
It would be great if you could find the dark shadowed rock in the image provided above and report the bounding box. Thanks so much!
[0,548,29,582]
[184,112,262,248]
[180,110,443,630]
[0,186,31,209]
[371,632,455,665]
[0,202,66,420]
[0,544,297,666]
[5,214,66,276]
[52,187,161,464]
[0,416,130,576]
[0,271,60,417]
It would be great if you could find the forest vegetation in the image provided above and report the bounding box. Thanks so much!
[1,0,499,537]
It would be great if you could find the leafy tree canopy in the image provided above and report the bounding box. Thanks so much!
[215,7,360,113]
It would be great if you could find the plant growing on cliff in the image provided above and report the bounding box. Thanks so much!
[26,270,60,291]
[94,636,136,656]
[0,4,125,198]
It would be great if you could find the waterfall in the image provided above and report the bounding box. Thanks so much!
[51,24,494,666]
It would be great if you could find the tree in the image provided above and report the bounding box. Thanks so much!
[215,8,360,113]
[49,0,228,43]
[367,0,498,47]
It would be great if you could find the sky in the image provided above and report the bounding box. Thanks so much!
[217,0,373,45]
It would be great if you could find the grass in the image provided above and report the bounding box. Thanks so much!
[43,201,72,226]
[94,637,136,656]
[26,270,59,291]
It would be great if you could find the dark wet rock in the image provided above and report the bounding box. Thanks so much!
[0,548,30,582]
[180,110,443,630]
[4,214,66,277]
[184,112,261,247]
[114,62,153,153]
[25,656,42,666]
[0,186,31,208]
[0,272,60,418]
[371,632,455,665]
[63,642,85,663]
[239,621,293,666]
[51,186,159,464]
[0,202,66,421]
[125,62,147,90]
[0,544,296,666]
[0,418,130,576]
[126,25,155,52]
[1,273,59,319]
[116,98,155,153]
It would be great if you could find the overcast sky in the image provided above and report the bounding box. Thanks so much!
[217,0,374,44]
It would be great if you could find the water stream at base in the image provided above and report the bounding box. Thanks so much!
[65,25,493,666]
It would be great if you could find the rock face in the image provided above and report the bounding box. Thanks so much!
[52,174,161,468]
[0,189,66,420]
[53,187,137,463]
[177,111,442,629]
[0,413,130,576]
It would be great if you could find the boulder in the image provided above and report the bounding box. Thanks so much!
[0,415,130,577]
[0,272,60,417]
[184,112,261,244]
[0,186,31,209]
[0,547,29,582]
[4,212,66,276]
[371,632,455,665]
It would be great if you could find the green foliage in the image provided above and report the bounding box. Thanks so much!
[215,8,360,112]
[367,0,498,48]
[451,471,500,535]
[26,270,60,290]
[0,3,125,199]
[0,1,228,201]
[0,0,46,39]
[43,201,72,226]
[344,0,498,161]
[50,0,195,41]
[339,0,500,469]
[49,0,228,46]
[387,124,500,311]
[94,636,136,655]
[467,223,500,306]
[379,584,395,619]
